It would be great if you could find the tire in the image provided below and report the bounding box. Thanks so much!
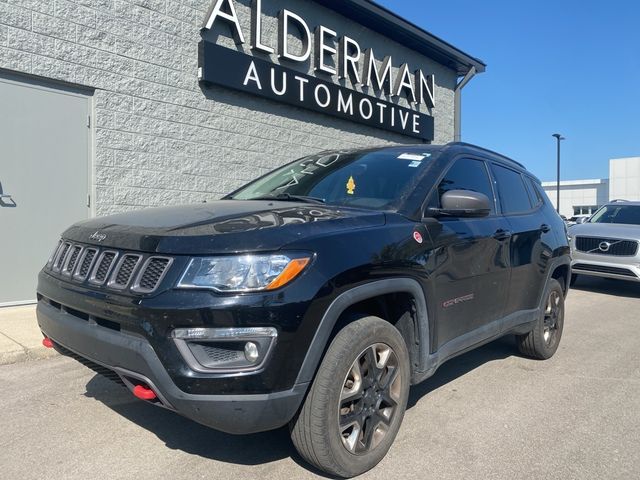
[517,278,565,360]
[290,316,411,478]
[570,274,578,286]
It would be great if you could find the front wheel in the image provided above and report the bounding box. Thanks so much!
[517,278,565,360]
[290,316,410,478]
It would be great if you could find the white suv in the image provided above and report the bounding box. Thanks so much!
[569,201,640,283]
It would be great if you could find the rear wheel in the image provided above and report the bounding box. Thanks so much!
[517,278,565,360]
[290,316,410,478]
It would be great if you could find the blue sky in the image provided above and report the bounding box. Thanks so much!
[376,0,640,182]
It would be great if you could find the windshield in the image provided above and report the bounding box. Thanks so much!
[589,204,640,225]
[229,148,437,210]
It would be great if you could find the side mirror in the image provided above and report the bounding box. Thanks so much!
[427,190,492,218]
[576,217,588,224]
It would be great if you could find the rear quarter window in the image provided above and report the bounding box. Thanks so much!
[524,176,546,208]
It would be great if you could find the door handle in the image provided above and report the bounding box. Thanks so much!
[0,194,16,207]
[493,229,512,241]
[540,224,551,233]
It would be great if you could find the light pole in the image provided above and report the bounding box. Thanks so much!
[552,133,565,214]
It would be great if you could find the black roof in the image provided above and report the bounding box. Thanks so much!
[312,0,486,75]
[444,142,526,169]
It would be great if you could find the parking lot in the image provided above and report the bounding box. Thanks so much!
[1,276,638,480]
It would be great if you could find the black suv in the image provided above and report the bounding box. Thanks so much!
[37,143,570,477]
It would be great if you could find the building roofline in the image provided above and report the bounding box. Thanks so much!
[312,0,486,75]
[609,156,640,161]
[541,179,609,187]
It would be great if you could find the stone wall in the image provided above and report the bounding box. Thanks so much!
[0,0,457,216]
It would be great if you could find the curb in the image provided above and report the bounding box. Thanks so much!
[0,344,58,366]
[0,305,58,367]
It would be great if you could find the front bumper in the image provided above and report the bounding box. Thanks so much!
[571,251,640,282]
[37,299,308,434]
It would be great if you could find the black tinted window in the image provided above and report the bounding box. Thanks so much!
[437,159,495,213]
[525,176,545,207]
[590,204,640,225]
[491,164,533,214]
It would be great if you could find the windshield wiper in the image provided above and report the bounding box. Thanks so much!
[249,193,326,204]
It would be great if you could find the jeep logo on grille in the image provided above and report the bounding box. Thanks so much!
[599,241,611,252]
[89,231,107,242]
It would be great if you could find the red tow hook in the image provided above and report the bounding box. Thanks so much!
[133,384,157,401]
[42,337,54,349]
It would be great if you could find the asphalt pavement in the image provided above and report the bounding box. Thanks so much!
[1,276,639,479]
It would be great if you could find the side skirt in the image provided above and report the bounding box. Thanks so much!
[412,307,539,385]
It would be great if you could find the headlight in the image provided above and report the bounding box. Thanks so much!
[177,253,312,292]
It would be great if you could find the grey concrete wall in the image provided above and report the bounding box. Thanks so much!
[543,181,609,218]
[0,0,458,216]
[610,157,640,202]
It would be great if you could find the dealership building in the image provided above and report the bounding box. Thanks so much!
[542,156,640,218]
[0,0,485,305]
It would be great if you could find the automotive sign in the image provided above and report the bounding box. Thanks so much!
[199,0,436,141]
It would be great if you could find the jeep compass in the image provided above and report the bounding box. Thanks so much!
[37,142,571,477]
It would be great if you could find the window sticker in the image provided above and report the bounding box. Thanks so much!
[408,161,422,168]
[398,153,425,161]
[346,176,356,195]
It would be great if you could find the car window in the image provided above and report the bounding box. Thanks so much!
[491,164,533,214]
[525,176,545,207]
[230,149,438,211]
[590,204,640,225]
[435,158,495,213]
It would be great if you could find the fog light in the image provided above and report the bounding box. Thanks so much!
[171,327,277,373]
[244,342,259,363]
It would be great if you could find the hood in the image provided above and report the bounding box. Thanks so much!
[63,200,386,254]
[569,222,640,240]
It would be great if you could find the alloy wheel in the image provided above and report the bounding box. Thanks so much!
[338,343,402,454]
[543,290,562,345]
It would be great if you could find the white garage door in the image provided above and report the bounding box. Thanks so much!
[0,73,91,305]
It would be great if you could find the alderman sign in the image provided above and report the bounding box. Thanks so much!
[199,0,436,141]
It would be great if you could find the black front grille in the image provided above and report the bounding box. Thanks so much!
[93,252,117,283]
[54,243,71,270]
[576,236,639,256]
[47,240,173,294]
[112,255,140,287]
[573,263,638,277]
[77,249,97,278]
[136,258,171,292]
[64,246,83,274]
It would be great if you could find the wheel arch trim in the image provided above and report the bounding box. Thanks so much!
[295,278,429,385]
[545,256,572,300]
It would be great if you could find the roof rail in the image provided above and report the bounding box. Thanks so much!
[445,142,527,169]
[610,199,629,203]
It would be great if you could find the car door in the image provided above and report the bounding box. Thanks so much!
[489,164,552,318]
[422,157,511,352]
